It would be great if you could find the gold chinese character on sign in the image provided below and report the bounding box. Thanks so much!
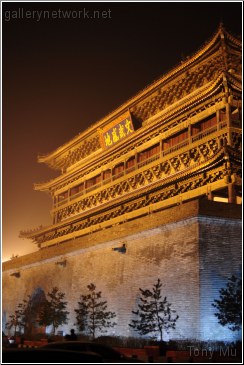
[119,123,126,138]
[102,115,134,149]
[112,127,119,143]
[125,119,133,134]
[105,132,112,146]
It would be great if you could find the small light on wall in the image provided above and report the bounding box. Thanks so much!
[112,243,127,254]
[10,272,20,278]
[55,259,67,267]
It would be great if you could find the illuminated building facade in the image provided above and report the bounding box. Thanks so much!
[2,25,242,341]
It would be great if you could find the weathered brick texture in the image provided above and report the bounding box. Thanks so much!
[2,200,241,341]
[199,216,242,341]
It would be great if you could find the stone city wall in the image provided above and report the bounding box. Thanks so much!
[199,216,242,341]
[2,200,241,341]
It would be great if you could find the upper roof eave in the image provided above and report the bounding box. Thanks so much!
[38,25,241,170]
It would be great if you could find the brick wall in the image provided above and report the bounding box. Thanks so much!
[199,216,242,341]
[2,199,241,341]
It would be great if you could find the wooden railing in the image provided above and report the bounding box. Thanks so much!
[54,122,227,209]
[162,140,189,156]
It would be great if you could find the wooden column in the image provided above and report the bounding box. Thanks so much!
[207,191,213,201]
[228,183,236,204]
[188,124,192,144]
[225,103,232,145]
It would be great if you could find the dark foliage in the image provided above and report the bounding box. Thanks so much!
[129,279,179,341]
[75,283,117,340]
[38,287,69,334]
[6,293,46,336]
[212,275,242,331]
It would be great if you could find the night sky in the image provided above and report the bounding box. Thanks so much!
[2,1,242,261]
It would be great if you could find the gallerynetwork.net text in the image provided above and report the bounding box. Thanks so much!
[4,8,112,22]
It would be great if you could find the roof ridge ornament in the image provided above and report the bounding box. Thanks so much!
[219,22,225,39]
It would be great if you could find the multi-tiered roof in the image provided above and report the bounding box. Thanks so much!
[20,25,242,248]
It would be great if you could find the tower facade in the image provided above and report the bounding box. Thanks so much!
[3,26,242,341]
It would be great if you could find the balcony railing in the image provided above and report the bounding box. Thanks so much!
[191,125,218,143]
[137,153,160,168]
[56,198,69,207]
[112,171,125,181]
[54,122,227,209]
[219,121,227,130]
[162,140,189,156]
[86,181,102,193]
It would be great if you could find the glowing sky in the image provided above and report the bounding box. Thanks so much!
[2,1,242,261]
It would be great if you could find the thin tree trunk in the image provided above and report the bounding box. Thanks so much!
[92,295,95,340]
[160,329,163,342]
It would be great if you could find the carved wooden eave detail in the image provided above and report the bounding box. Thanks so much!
[38,131,102,172]
[36,25,241,174]
[20,143,241,246]
[226,73,242,93]
[34,70,238,195]
[19,225,44,239]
